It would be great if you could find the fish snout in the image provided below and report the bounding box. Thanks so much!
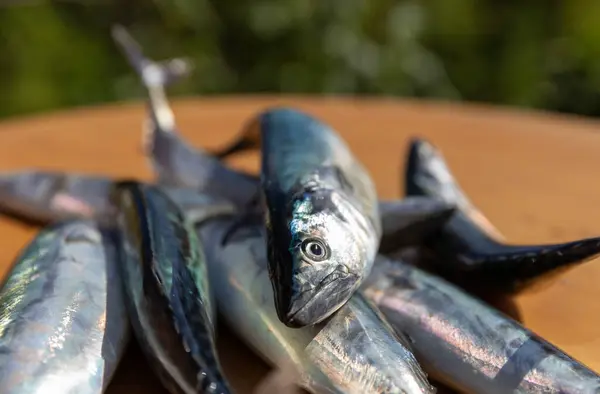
[283,265,360,328]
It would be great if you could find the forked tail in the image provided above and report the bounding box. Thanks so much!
[405,137,497,231]
[404,138,600,293]
[111,24,192,91]
[111,24,192,136]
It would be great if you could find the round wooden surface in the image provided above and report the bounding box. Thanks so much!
[1,96,600,392]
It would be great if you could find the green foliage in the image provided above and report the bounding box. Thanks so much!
[0,0,599,118]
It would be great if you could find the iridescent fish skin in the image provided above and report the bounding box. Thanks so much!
[404,138,600,294]
[111,25,257,208]
[0,220,129,393]
[0,170,114,224]
[198,214,435,394]
[362,255,600,394]
[220,108,381,328]
[112,181,232,394]
[305,294,435,394]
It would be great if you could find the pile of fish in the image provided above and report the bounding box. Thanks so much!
[0,25,599,394]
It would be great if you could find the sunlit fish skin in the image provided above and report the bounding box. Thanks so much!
[305,295,435,394]
[112,181,232,394]
[404,138,600,294]
[214,108,381,328]
[0,170,239,227]
[198,215,435,394]
[0,170,114,224]
[0,220,129,393]
[111,25,257,208]
[362,255,600,394]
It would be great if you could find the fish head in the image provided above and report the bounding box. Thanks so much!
[270,188,377,328]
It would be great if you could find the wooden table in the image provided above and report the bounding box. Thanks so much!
[1,97,600,392]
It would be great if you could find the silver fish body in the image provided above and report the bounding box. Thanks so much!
[362,255,600,394]
[305,294,435,394]
[112,182,232,394]
[198,215,435,394]
[0,171,238,227]
[0,220,129,393]
[0,170,114,224]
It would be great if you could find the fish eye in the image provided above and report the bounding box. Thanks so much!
[301,238,329,261]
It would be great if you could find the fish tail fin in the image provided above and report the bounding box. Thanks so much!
[462,237,600,293]
[111,24,192,91]
[405,137,472,209]
[111,24,194,176]
[405,138,600,293]
[404,136,505,241]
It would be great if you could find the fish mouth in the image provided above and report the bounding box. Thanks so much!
[283,268,359,328]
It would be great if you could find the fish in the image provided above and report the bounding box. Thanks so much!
[404,137,600,293]
[0,170,234,226]
[215,107,383,328]
[0,170,454,254]
[0,170,114,224]
[111,181,232,394]
[196,212,435,394]
[111,26,431,328]
[0,220,129,393]
[362,254,600,394]
[111,25,258,208]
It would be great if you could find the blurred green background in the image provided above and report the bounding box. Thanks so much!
[1,0,599,120]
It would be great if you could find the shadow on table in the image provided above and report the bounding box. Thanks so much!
[107,323,270,394]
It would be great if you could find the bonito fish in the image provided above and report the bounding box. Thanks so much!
[197,212,435,394]
[111,181,233,394]
[0,220,129,393]
[362,254,600,394]
[404,137,600,293]
[216,107,383,328]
